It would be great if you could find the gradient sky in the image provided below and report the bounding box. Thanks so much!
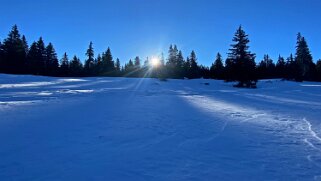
[1,0,320,66]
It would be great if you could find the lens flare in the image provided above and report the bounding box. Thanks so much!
[151,57,160,67]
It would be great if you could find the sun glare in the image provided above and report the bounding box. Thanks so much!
[151,57,160,68]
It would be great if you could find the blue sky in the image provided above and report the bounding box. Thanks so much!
[1,0,320,66]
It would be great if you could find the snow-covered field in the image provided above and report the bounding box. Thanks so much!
[0,74,321,181]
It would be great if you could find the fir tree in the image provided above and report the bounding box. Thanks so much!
[316,60,321,81]
[95,54,102,74]
[134,56,141,68]
[0,40,3,71]
[102,47,114,75]
[46,43,59,75]
[60,52,70,76]
[115,58,121,75]
[257,54,275,79]
[210,53,224,79]
[124,59,134,76]
[70,55,83,76]
[1,25,27,73]
[189,50,199,79]
[276,55,286,78]
[176,50,185,78]
[285,53,300,81]
[85,41,95,75]
[295,33,314,80]
[227,26,256,88]
[21,35,28,56]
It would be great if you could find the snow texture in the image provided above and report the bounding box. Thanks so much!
[0,74,321,180]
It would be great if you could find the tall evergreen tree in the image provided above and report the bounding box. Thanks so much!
[316,59,321,81]
[124,59,134,76]
[227,26,256,87]
[102,47,114,75]
[295,33,314,80]
[257,54,275,79]
[189,50,199,79]
[285,53,300,80]
[0,40,3,71]
[276,55,286,78]
[115,58,121,76]
[60,52,70,76]
[27,37,47,75]
[70,55,83,76]
[210,53,224,79]
[21,35,28,55]
[84,41,95,75]
[45,43,59,75]
[1,25,27,73]
[95,54,102,74]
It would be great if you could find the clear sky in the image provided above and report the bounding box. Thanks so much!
[1,0,320,66]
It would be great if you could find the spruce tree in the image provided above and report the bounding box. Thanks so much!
[37,37,47,74]
[276,55,286,78]
[285,53,300,80]
[124,59,134,76]
[316,60,321,81]
[176,50,185,78]
[60,52,70,76]
[95,54,102,74]
[227,26,256,87]
[45,43,59,75]
[257,54,275,79]
[166,45,179,78]
[70,55,83,76]
[1,25,27,73]
[115,58,121,76]
[189,50,199,79]
[0,40,3,72]
[210,53,224,79]
[102,47,114,75]
[85,41,94,75]
[295,33,314,81]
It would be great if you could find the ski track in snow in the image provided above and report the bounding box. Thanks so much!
[1,75,321,180]
[182,94,321,171]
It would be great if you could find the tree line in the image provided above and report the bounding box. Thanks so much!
[0,25,321,87]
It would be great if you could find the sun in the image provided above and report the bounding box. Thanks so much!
[150,57,160,68]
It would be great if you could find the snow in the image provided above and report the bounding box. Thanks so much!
[0,74,321,180]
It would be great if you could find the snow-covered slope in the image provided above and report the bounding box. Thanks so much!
[0,74,321,180]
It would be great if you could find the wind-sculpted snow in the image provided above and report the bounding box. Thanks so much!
[0,74,321,180]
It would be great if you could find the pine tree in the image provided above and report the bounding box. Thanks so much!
[276,55,286,78]
[257,54,275,79]
[134,56,141,68]
[316,60,321,81]
[166,45,179,78]
[70,55,83,76]
[176,50,185,78]
[21,35,28,56]
[37,37,47,74]
[115,58,121,76]
[124,59,134,76]
[26,37,47,75]
[1,25,27,73]
[60,52,70,76]
[102,47,114,75]
[85,41,95,75]
[0,40,3,72]
[45,43,59,75]
[189,50,199,79]
[95,54,102,74]
[227,26,256,88]
[285,53,300,81]
[295,33,314,81]
[210,53,224,79]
